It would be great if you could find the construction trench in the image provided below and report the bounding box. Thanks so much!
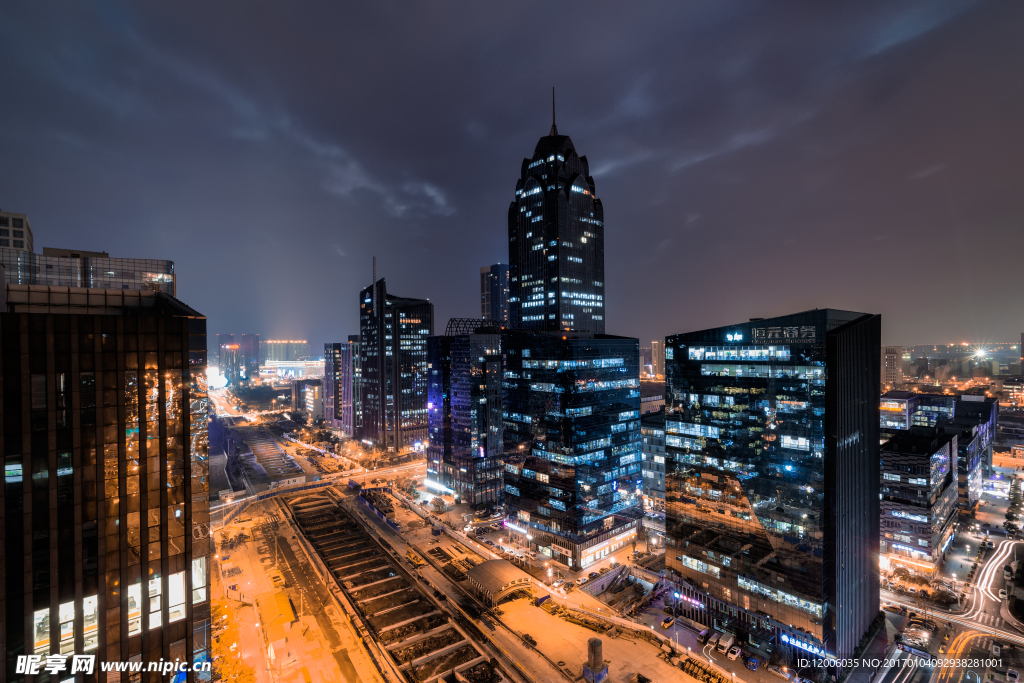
[284,490,503,683]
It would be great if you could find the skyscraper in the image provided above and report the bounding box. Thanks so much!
[480,264,509,324]
[0,284,210,677]
[259,340,309,364]
[349,334,361,434]
[239,333,260,383]
[508,113,605,333]
[324,340,356,437]
[357,278,433,451]
[216,334,234,370]
[427,319,504,508]
[651,340,664,377]
[502,330,642,570]
[663,309,880,660]
[882,345,903,389]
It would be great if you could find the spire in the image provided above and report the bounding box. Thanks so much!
[550,86,558,136]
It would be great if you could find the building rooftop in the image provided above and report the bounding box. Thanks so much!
[3,283,201,318]
[882,428,951,455]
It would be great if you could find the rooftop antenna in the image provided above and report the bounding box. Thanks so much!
[550,87,558,136]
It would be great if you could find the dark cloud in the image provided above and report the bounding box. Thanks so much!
[1,0,1021,347]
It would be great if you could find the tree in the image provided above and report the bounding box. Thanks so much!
[432,496,446,514]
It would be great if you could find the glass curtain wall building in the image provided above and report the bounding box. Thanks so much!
[0,285,210,680]
[1,249,175,297]
[663,309,880,660]
[507,122,605,334]
[259,340,309,364]
[324,341,355,437]
[239,334,259,383]
[480,264,509,324]
[357,279,433,451]
[879,429,957,579]
[426,320,505,509]
[502,331,642,570]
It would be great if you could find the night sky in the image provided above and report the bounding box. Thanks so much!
[2,1,1022,349]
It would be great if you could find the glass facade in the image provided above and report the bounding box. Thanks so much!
[0,249,175,296]
[508,127,605,334]
[0,286,209,680]
[357,279,433,451]
[258,340,310,363]
[501,331,641,570]
[427,323,504,508]
[480,264,509,324]
[324,341,356,437]
[664,309,880,660]
[879,430,957,578]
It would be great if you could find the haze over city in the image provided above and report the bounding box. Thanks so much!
[2,1,1023,346]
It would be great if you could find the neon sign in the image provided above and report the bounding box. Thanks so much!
[781,633,826,657]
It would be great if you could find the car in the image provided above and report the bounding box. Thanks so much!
[1000,589,1008,600]
[909,619,938,632]
[907,587,917,595]
[1007,670,1019,683]
[552,579,566,588]
[662,617,675,629]
[727,646,742,660]
[987,541,995,548]
[767,665,792,681]
[576,577,588,586]
[589,572,600,579]
[745,656,762,671]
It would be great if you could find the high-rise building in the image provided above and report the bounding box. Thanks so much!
[651,340,664,377]
[219,343,241,387]
[480,264,509,324]
[507,116,605,334]
[882,345,903,389]
[239,334,260,383]
[216,334,234,370]
[502,330,642,570]
[304,382,324,423]
[426,319,505,508]
[259,340,309,364]
[880,429,957,578]
[324,340,356,436]
[663,309,880,660]
[0,208,34,251]
[357,278,433,451]
[0,284,210,677]
[349,334,362,433]
[640,409,667,512]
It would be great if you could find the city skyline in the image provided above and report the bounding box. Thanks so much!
[2,2,1023,349]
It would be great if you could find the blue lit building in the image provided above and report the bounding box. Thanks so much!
[427,320,505,508]
[663,309,880,660]
[501,330,642,570]
[880,429,958,578]
[508,118,605,334]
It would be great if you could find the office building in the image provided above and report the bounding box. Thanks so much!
[216,334,234,369]
[640,409,667,512]
[480,264,509,324]
[507,117,605,334]
[324,341,356,436]
[640,380,665,415]
[349,334,362,434]
[290,379,319,414]
[304,382,324,423]
[259,340,309,364]
[357,278,433,451]
[879,391,956,441]
[882,346,903,389]
[218,343,241,387]
[239,334,260,383]
[0,207,172,296]
[880,429,958,578]
[426,319,505,509]
[0,208,34,251]
[0,284,210,678]
[501,330,642,570]
[652,340,664,377]
[663,309,880,659]
[640,346,652,375]
[1,209,176,296]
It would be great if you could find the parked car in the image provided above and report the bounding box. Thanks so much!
[727,646,742,660]
[1007,670,1018,683]
[987,541,996,549]
[907,587,917,595]
[662,617,675,629]
[745,656,762,671]
[552,579,566,588]
[589,572,600,579]
[1000,589,1008,600]
[576,577,588,586]
[767,665,792,681]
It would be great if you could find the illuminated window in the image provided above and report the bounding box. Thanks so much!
[169,571,187,623]
[128,582,143,635]
[83,595,99,651]
[192,557,208,604]
[59,601,75,654]
[33,608,50,655]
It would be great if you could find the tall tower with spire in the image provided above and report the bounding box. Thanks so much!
[508,92,605,333]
